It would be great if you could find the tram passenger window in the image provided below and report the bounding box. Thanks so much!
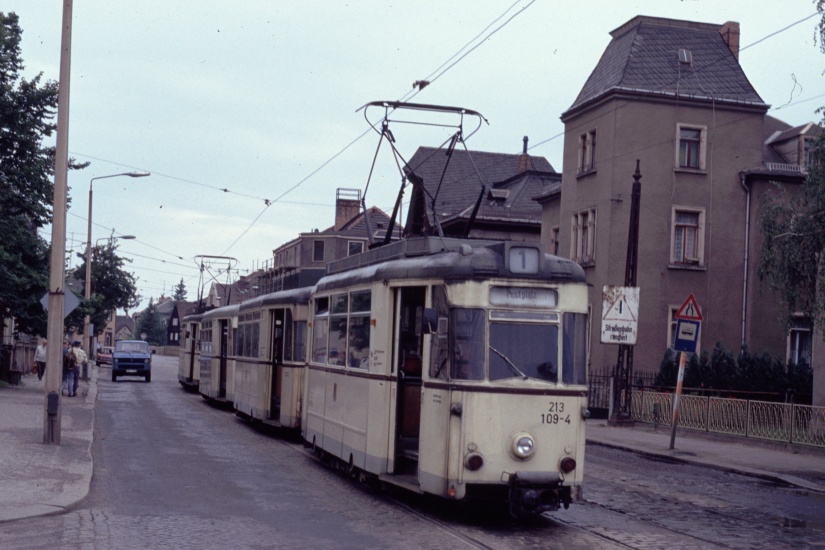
[328,294,349,366]
[429,286,450,380]
[562,313,588,385]
[489,322,558,382]
[312,297,329,363]
[348,291,371,369]
[450,308,485,380]
[284,310,294,361]
[294,321,307,363]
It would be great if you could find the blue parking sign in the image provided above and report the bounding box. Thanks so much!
[674,319,700,354]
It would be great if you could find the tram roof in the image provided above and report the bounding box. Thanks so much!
[201,303,240,321]
[238,286,313,313]
[318,236,585,291]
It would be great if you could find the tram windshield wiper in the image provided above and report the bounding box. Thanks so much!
[488,345,528,380]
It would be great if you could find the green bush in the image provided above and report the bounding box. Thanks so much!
[653,341,813,403]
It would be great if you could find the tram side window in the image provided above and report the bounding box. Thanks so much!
[450,308,485,380]
[562,312,588,385]
[294,321,307,363]
[429,285,450,380]
[348,290,371,369]
[329,294,349,366]
[284,309,294,361]
[312,297,329,363]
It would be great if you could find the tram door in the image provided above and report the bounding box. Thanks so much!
[219,320,229,398]
[394,287,425,475]
[269,310,285,421]
[187,324,197,381]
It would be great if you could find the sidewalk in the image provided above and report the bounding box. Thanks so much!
[0,366,97,523]
[0,371,822,524]
[586,419,825,493]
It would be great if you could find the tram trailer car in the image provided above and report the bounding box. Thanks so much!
[233,287,312,430]
[179,312,204,392]
[198,304,240,406]
[302,237,589,517]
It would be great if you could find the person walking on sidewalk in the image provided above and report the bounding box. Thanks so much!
[33,339,47,381]
[68,341,86,397]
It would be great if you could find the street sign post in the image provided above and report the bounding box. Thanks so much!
[670,294,702,449]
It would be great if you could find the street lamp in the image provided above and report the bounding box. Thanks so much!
[84,172,149,356]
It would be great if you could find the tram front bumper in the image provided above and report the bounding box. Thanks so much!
[506,471,570,516]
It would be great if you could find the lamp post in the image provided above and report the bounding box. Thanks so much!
[84,172,148,357]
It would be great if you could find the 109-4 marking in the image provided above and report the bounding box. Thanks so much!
[541,401,571,425]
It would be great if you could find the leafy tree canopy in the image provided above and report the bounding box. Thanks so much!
[0,12,87,335]
[758,128,825,330]
[66,241,141,336]
[135,298,166,346]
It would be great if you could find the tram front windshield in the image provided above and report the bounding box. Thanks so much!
[489,321,558,382]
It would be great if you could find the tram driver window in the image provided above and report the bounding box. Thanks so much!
[450,308,485,380]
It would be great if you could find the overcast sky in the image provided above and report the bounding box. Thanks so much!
[6,1,824,311]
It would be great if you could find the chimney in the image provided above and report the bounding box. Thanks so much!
[517,136,531,173]
[719,21,740,61]
[335,188,361,231]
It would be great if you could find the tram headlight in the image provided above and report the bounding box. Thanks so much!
[510,432,536,459]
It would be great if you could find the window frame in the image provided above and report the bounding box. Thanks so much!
[313,240,325,262]
[675,123,707,171]
[669,206,706,268]
[571,208,596,266]
[577,129,596,176]
[787,314,812,366]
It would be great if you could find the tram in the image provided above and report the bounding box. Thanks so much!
[233,287,313,429]
[198,304,240,406]
[178,312,204,392]
[302,236,589,517]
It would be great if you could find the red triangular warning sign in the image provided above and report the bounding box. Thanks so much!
[674,294,703,321]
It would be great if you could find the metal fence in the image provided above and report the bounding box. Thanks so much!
[631,389,825,448]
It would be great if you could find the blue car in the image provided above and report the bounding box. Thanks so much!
[112,340,152,382]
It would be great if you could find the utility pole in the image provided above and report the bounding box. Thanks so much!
[610,160,641,426]
[43,0,73,444]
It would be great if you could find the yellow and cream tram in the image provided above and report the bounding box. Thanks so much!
[198,304,240,406]
[302,236,589,517]
[233,287,312,429]
[179,312,204,392]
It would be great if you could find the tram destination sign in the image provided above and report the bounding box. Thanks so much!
[489,286,558,308]
[601,286,639,345]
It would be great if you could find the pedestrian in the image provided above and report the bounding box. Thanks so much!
[33,339,47,381]
[68,340,86,397]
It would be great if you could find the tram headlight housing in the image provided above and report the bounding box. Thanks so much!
[510,432,536,460]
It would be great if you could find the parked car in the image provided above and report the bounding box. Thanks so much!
[96,346,113,367]
[111,340,152,382]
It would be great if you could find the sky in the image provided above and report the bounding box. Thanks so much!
[6,0,824,312]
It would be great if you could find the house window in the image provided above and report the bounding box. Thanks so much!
[671,207,705,266]
[348,241,364,256]
[571,209,596,265]
[788,316,812,366]
[550,226,560,256]
[578,130,596,174]
[313,240,325,262]
[803,137,816,170]
[676,124,706,170]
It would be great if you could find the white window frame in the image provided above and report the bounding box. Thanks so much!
[670,206,705,266]
[347,240,364,257]
[675,123,707,170]
[577,129,596,175]
[787,314,812,366]
[571,208,596,266]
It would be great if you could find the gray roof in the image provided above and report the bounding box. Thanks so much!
[404,147,558,233]
[564,16,766,118]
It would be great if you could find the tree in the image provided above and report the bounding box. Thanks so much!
[65,241,141,336]
[135,298,166,346]
[173,278,187,301]
[758,129,825,330]
[0,12,87,335]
